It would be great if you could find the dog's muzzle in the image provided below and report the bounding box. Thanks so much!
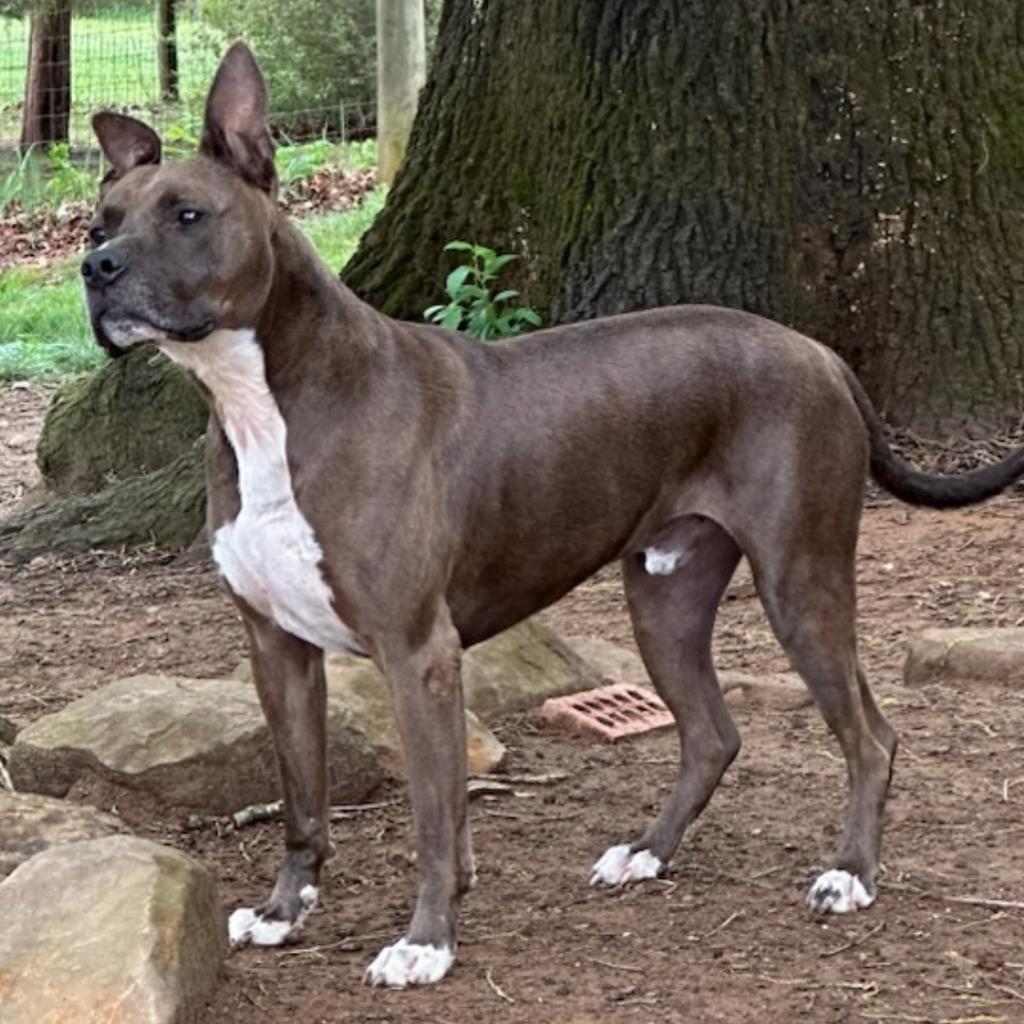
[81,243,128,291]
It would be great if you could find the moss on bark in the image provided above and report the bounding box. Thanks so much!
[345,0,1024,436]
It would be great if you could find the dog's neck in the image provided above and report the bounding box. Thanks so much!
[249,212,383,392]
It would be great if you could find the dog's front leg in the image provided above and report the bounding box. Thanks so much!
[365,611,470,988]
[228,613,331,947]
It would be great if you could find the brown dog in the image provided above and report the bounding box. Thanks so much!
[82,42,1024,987]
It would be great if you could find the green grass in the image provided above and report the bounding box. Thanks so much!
[0,262,102,381]
[0,190,385,382]
[298,186,386,270]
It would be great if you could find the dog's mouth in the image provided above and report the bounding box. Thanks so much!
[93,311,216,356]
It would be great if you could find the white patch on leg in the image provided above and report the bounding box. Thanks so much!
[228,884,319,948]
[644,546,690,576]
[364,939,455,988]
[807,869,874,914]
[589,843,663,887]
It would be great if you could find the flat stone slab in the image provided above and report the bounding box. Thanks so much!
[0,835,223,1023]
[563,635,648,687]
[0,791,128,879]
[460,618,597,719]
[9,675,383,815]
[235,618,598,775]
[720,670,813,711]
[904,627,1024,688]
[323,663,506,776]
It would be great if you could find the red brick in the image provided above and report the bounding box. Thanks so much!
[540,684,674,741]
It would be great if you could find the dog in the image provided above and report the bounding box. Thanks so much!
[82,42,1024,988]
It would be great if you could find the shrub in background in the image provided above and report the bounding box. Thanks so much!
[201,0,442,135]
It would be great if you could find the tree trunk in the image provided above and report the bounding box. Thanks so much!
[0,353,208,562]
[0,441,206,564]
[157,0,180,102]
[376,0,427,183]
[20,0,72,151]
[37,350,207,496]
[345,0,1024,437]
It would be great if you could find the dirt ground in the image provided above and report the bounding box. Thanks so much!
[2,382,1023,1024]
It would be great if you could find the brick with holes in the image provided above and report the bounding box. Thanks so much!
[540,683,675,741]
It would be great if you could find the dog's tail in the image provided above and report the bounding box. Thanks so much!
[838,360,1024,508]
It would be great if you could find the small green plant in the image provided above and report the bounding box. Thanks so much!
[424,241,541,341]
[275,136,335,186]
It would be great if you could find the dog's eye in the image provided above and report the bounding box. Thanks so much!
[89,225,107,247]
[178,209,204,226]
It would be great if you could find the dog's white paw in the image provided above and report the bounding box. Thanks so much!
[590,843,663,887]
[228,884,319,947]
[365,938,455,988]
[807,869,875,914]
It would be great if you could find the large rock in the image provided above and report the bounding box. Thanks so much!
[460,619,596,719]
[904,627,1024,688]
[9,675,383,815]
[0,835,223,1024]
[563,635,648,686]
[323,663,506,776]
[720,670,814,711]
[235,619,596,776]
[0,791,127,879]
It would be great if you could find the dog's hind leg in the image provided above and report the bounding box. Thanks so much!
[751,536,898,914]
[365,607,469,988]
[591,515,742,886]
[228,615,331,947]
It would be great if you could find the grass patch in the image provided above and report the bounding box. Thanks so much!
[0,189,385,381]
[0,264,101,382]
[298,186,385,271]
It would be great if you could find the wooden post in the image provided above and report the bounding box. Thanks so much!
[376,0,426,184]
[157,0,179,102]
[20,0,72,151]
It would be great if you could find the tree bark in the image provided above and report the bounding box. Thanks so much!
[376,0,427,183]
[345,0,1024,437]
[157,0,179,102]
[0,440,206,563]
[37,350,207,496]
[20,0,72,150]
[0,353,208,562]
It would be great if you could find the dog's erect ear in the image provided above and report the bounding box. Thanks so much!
[92,112,161,185]
[200,41,276,194]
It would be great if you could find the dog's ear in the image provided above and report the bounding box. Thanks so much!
[200,41,276,194]
[92,112,161,186]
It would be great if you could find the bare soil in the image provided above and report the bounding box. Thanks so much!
[1,383,1023,1024]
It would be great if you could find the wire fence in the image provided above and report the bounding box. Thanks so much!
[0,0,377,166]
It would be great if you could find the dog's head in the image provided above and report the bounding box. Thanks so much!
[84,42,278,356]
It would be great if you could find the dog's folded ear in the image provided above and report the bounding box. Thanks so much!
[200,40,276,195]
[92,112,161,186]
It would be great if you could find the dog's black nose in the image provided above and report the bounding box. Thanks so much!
[81,245,128,289]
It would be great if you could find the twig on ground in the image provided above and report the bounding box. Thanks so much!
[482,808,584,823]
[0,757,15,794]
[820,921,886,959]
[230,798,398,829]
[232,800,282,828]
[886,883,1024,912]
[859,1014,1006,1024]
[705,909,744,938]
[989,983,1024,1005]
[1001,776,1024,802]
[485,967,515,1004]
[472,772,569,785]
[588,956,644,973]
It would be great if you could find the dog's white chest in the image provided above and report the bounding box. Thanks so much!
[160,330,359,653]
